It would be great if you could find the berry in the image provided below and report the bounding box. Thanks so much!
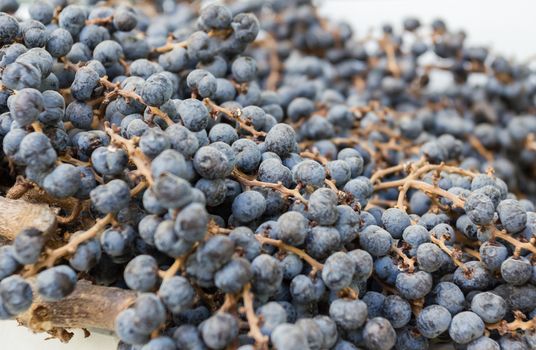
[362,317,396,350]
[159,276,195,314]
[277,211,309,246]
[90,179,131,214]
[321,252,355,291]
[43,164,81,198]
[0,275,33,315]
[449,311,485,345]
[470,292,507,323]
[416,305,452,338]
[271,323,309,350]
[201,313,238,350]
[232,190,266,223]
[36,265,77,301]
[395,271,433,300]
[123,255,158,292]
[329,298,367,330]
[382,295,411,329]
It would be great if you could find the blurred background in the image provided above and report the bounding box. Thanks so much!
[1,0,535,349]
[318,0,535,60]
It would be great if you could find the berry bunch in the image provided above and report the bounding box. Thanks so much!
[0,1,536,350]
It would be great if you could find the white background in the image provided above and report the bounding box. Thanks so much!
[1,0,535,349]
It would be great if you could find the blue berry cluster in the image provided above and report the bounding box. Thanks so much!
[0,1,536,350]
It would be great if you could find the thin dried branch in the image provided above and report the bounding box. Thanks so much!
[97,76,174,127]
[379,35,401,78]
[468,135,494,163]
[324,179,339,192]
[218,293,238,313]
[158,244,197,280]
[104,123,154,186]
[25,213,113,276]
[31,121,43,133]
[525,133,536,152]
[242,283,269,349]
[376,179,465,208]
[391,242,416,272]
[337,287,359,300]
[58,154,91,167]
[147,106,175,127]
[299,151,328,165]
[430,235,471,274]
[153,40,188,54]
[463,247,481,260]
[493,229,536,256]
[411,297,425,317]
[370,163,407,184]
[129,180,148,197]
[232,169,308,205]
[255,235,324,276]
[208,221,232,235]
[365,197,398,209]
[395,158,428,210]
[486,311,536,336]
[56,200,83,225]
[203,98,266,138]
[372,273,398,295]
[85,16,113,26]
[264,34,282,91]
[374,163,476,191]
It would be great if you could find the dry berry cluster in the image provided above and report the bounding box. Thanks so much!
[0,0,536,350]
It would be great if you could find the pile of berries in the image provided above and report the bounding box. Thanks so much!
[0,1,536,349]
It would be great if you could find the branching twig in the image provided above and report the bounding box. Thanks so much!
[203,98,266,138]
[129,180,148,197]
[99,77,174,127]
[85,16,113,26]
[525,133,536,152]
[104,123,154,186]
[379,34,401,78]
[376,179,465,208]
[158,244,198,280]
[153,40,188,54]
[468,135,494,163]
[394,158,428,210]
[493,229,536,256]
[337,287,359,300]
[259,34,282,91]
[486,311,536,336]
[430,235,471,274]
[299,151,328,165]
[56,200,83,225]
[218,293,238,313]
[58,155,91,167]
[463,247,481,260]
[411,297,425,317]
[242,283,269,349]
[391,242,416,272]
[374,163,476,191]
[24,213,114,275]
[255,235,323,276]
[208,221,232,235]
[147,106,175,127]
[232,169,308,205]
[32,122,43,133]
[370,163,407,184]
